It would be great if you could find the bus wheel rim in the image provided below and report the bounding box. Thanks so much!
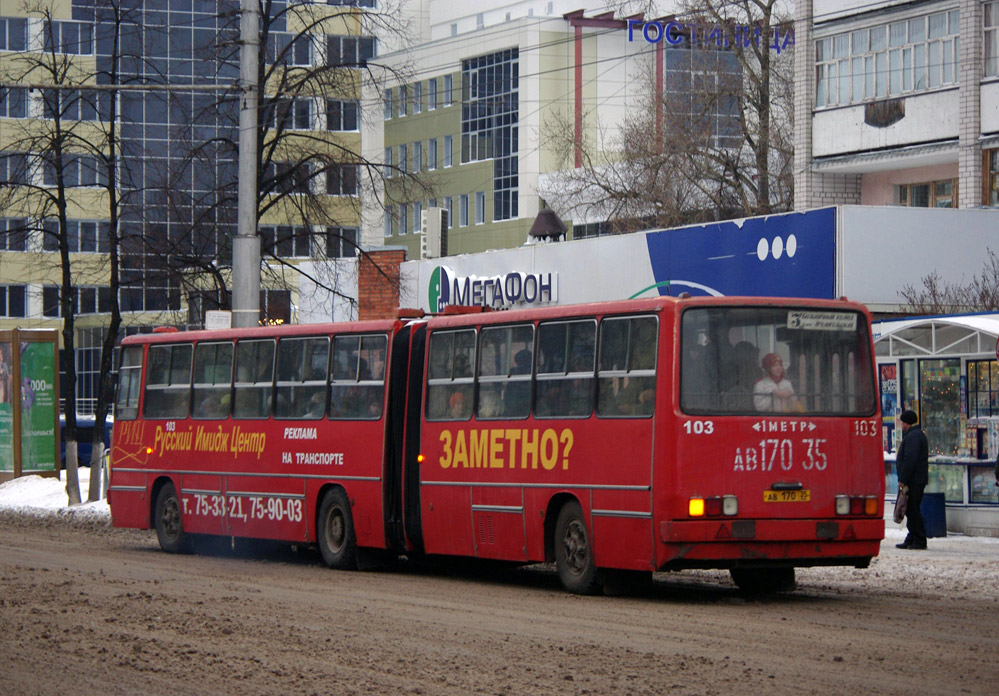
[562,519,588,574]
[162,497,181,539]
[327,509,345,553]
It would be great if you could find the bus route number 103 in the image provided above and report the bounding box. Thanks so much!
[683,420,714,435]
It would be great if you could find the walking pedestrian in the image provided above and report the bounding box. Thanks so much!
[896,409,929,550]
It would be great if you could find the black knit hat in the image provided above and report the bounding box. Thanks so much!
[900,410,918,425]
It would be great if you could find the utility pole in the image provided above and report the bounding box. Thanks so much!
[233,0,261,327]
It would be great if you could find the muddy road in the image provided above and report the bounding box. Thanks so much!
[2,514,998,695]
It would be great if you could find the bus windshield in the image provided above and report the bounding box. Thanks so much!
[680,306,876,416]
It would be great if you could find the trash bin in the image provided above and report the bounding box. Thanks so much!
[920,492,947,538]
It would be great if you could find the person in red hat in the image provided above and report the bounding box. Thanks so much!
[753,353,799,412]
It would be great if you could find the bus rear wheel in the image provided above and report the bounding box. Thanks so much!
[155,482,190,554]
[730,567,796,594]
[554,501,601,595]
[317,488,358,570]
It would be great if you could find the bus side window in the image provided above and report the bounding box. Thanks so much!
[329,334,386,420]
[143,344,193,419]
[233,339,275,419]
[536,319,595,418]
[426,329,475,421]
[192,341,234,419]
[115,345,143,421]
[596,316,657,418]
[477,324,533,420]
[275,337,329,419]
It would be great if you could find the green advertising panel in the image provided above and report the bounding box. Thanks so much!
[19,341,57,472]
[0,341,12,472]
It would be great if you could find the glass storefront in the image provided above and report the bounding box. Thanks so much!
[919,358,961,456]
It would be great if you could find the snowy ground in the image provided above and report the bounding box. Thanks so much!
[0,470,110,522]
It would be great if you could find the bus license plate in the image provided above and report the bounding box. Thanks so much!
[764,490,811,503]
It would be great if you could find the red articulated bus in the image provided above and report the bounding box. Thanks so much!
[109,295,885,594]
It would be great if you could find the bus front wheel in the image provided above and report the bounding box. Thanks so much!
[154,482,190,554]
[554,501,601,595]
[730,567,796,594]
[317,488,358,570]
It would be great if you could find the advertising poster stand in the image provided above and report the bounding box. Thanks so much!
[0,329,60,483]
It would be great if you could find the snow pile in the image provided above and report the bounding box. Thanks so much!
[0,470,110,521]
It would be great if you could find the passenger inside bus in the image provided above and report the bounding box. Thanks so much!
[753,353,802,413]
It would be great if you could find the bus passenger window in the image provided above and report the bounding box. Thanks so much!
[275,337,329,419]
[476,324,533,420]
[536,319,595,418]
[192,341,233,419]
[426,329,476,421]
[143,344,192,419]
[115,346,143,421]
[233,339,275,419]
[329,334,386,420]
[596,316,656,418]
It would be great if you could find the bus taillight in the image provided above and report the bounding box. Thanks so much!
[835,495,879,516]
[689,495,738,517]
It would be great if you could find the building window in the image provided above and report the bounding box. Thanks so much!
[43,285,112,317]
[260,225,312,257]
[459,194,469,227]
[0,87,28,118]
[987,3,999,77]
[428,78,438,110]
[413,82,422,114]
[815,10,960,107]
[263,161,311,195]
[0,152,30,185]
[399,85,408,117]
[43,154,107,188]
[398,143,408,173]
[326,99,358,131]
[384,147,393,178]
[384,88,393,119]
[44,20,95,55]
[43,89,109,121]
[266,97,312,131]
[0,17,28,51]
[968,360,999,419]
[428,138,438,170]
[42,220,111,252]
[443,135,453,167]
[384,206,394,237]
[267,33,311,66]
[475,191,485,224]
[894,179,957,208]
[399,203,409,235]
[260,289,291,325]
[327,35,376,67]
[462,49,518,220]
[444,74,453,106]
[326,226,358,258]
[1,218,28,251]
[413,201,423,233]
[573,221,611,239]
[444,196,454,227]
[326,163,358,195]
[0,285,26,317]
[413,141,422,172]
[986,149,999,206]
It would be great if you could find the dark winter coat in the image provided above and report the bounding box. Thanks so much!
[897,424,929,489]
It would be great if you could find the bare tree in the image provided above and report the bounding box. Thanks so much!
[542,0,793,231]
[900,250,999,315]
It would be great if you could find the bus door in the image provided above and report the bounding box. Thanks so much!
[384,323,427,554]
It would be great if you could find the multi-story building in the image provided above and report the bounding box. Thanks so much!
[1,0,371,409]
[795,0,999,209]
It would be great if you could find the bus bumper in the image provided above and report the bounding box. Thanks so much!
[656,518,884,568]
